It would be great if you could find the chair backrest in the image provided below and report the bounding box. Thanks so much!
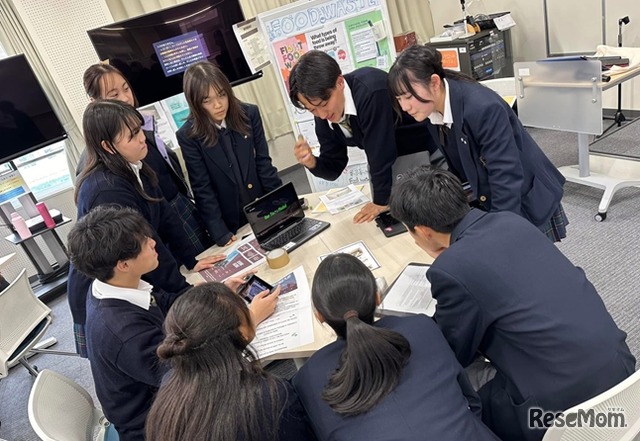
[542,369,640,441]
[0,269,51,378]
[28,369,114,441]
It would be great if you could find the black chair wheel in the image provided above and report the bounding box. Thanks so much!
[594,212,607,222]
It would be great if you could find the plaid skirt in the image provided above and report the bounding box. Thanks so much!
[539,203,569,243]
[74,323,88,358]
[168,192,213,256]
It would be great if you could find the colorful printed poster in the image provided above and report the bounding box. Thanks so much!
[273,34,309,93]
[437,48,461,71]
[344,11,392,70]
[199,236,267,282]
[0,169,30,204]
[307,24,353,73]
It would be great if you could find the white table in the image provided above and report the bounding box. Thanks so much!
[185,190,431,360]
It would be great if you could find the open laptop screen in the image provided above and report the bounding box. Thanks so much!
[244,183,304,242]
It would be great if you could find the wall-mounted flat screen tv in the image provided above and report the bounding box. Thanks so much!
[87,0,253,107]
[0,54,67,164]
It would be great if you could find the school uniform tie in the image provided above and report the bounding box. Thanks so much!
[337,115,353,138]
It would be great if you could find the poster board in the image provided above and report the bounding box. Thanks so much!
[256,0,396,191]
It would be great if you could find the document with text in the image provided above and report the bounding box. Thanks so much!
[379,263,436,317]
[251,266,314,359]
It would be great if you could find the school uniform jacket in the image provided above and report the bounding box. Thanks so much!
[310,67,435,206]
[177,103,282,246]
[428,78,566,227]
[292,314,499,441]
[428,208,635,441]
[67,168,192,328]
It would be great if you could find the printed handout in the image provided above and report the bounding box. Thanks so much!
[319,240,380,271]
[198,235,267,282]
[319,184,370,214]
[251,266,315,359]
[379,263,436,316]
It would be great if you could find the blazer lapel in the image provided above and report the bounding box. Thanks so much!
[204,139,236,182]
[449,80,479,191]
[234,131,253,182]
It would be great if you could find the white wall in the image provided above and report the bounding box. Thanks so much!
[11,0,113,129]
[428,0,640,111]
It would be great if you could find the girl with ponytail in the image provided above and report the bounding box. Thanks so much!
[292,253,499,441]
[145,282,315,441]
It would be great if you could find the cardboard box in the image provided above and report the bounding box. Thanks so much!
[394,31,417,53]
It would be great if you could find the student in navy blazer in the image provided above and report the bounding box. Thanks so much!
[389,45,568,242]
[390,167,635,441]
[288,50,444,224]
[69,100,222,356]
[177,61,282,246]
[293,254,499,441]
[81,63,212,255]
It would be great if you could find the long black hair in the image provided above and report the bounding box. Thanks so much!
[388,45,475,111]
[145,283,284,441]
[312,254,411,416]
[76,99,159,204]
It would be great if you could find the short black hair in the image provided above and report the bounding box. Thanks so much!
[288,50,342,109]
[67,205,154,281]
[389,166,470,233]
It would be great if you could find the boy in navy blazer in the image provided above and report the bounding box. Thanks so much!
[390,166,635,441]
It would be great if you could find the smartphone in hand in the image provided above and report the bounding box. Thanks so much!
[237,275,274,303]
[375,212,407,238]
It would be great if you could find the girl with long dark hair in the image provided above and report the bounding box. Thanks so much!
[145,282,315,441]
[177,61,282,246]
[68,100,221,356]
[292,254,499,440]
[81,62,212,255]
[388,45,568,242]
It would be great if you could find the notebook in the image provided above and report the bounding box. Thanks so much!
[243,183,330,252]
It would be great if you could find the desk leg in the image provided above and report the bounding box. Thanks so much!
[559,139,640,221]
[578,133,591,177]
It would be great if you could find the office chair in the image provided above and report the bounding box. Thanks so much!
[542,369,640,441]
[28,369,119,441]
[0,268,77,379]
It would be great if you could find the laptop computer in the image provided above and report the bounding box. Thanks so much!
[243,182,330,252]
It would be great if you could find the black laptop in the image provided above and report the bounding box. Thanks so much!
[243,183,330,252]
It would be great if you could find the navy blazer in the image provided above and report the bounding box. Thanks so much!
[311,67,434,206]
[427,78,565,227]
[428,209,635,441]
[177,103,282,245]
[292,315,499,441]
[67,168,192,328]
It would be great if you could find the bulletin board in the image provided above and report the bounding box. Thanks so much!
[257,0,396,191]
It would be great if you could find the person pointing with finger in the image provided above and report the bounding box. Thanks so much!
[288,50,445,224]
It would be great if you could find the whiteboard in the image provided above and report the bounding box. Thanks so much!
[544,0,604,56]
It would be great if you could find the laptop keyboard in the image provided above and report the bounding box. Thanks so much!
[262,218,318,250]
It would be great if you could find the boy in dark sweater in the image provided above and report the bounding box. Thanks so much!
[67,205,173,441]
[67,205,280,440]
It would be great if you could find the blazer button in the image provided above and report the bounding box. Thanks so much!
[479,195,487,202]
[248,183,253,189]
